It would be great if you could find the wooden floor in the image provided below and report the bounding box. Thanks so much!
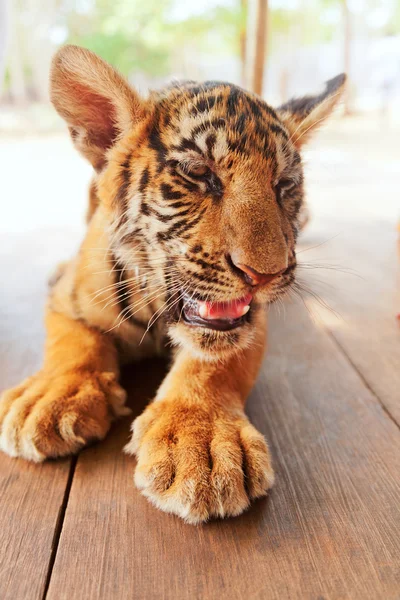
[1,119,399,599]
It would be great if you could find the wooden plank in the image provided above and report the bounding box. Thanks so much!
[0,231,74,600]
[300,121,400,425]
[297,217,400,425]
[0,452,72,600]
[46,303,400,600]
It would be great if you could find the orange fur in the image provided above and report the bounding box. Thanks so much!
[0,46,345,523]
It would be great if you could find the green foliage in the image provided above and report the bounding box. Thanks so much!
[65,0,174,76]
[5,0,400,95]
[64,0,246,75]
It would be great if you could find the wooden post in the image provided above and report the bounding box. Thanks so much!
[253,0,267,96]
[245,0,268,95]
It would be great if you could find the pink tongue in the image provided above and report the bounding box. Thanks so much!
[198,294,252,320]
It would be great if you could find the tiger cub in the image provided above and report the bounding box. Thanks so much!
[0,45,345,523]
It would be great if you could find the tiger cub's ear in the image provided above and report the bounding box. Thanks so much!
[50,45,146,170]
[277,74,347,148]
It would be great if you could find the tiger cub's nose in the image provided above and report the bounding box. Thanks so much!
[228,254,286,287]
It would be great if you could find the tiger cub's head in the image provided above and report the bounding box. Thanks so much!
[51,45,345,360]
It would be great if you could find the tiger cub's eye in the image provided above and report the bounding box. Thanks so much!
[177,162,211,181]
[277,178,295,192]
[187,164,209,177]
[275,178,296,206]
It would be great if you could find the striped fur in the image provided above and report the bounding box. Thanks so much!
[0,46,345,523]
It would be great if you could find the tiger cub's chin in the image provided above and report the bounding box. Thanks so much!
[168,303,263,361]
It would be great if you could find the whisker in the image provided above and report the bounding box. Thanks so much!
[139,286,189,345]
[293,280,342,321]
[297,262,362,279]
[296,233,342,255]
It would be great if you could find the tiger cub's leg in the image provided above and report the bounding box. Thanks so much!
[126,311,274,524]
[0,207,133,462]
[0,309,129,461]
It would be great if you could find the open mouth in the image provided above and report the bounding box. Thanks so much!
[180,294,252,332]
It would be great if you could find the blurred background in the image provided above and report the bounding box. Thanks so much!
[0,0,399,327]
[1,5,399,591]
[1,0,400,129]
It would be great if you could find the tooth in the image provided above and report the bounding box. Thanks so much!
[241,305,250,316]
[198,304,209,319]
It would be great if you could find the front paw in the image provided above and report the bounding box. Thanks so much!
[0,370,129,461]
[125,400,274,524]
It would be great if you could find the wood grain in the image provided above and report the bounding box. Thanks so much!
[0,453,71,599]
[297,217,400,425]
[0,230,76,600]
[2,126,400,599]
[46,303,400,600]
[301,123,400,426]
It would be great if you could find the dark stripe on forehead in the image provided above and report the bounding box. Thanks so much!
[235,114,247,135]
[205,133,216,159]
[244,95,263,119]
[193,98,208,113]
[228,138,250,157]
[210,117,226,130]
[254,124,270,146]
[188,117,226,141]
[226,87,241,117]
[173,138,203,154]
[192,95,217,114]
[245,94,281,124]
